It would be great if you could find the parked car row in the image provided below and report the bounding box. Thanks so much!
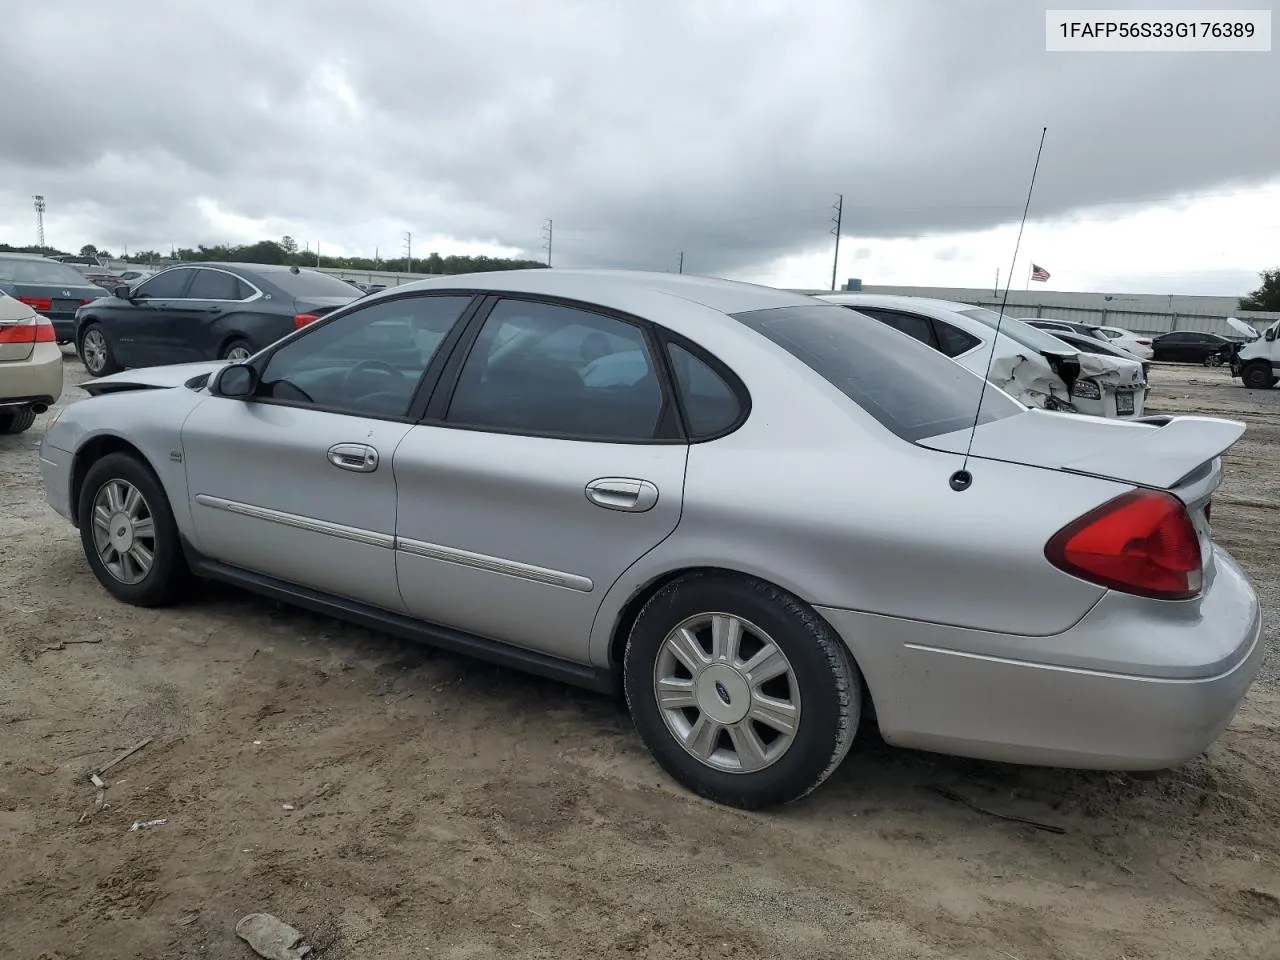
[35,268,1263,809]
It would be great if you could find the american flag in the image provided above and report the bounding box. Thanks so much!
[1030,263,1050,282]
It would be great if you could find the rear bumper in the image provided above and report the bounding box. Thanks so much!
[48,314,78,341]
[817,546,1262,770]
[0,342,63,407]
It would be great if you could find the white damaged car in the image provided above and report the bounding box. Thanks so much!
[818,294,1148,419]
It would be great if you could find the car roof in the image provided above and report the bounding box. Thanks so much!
[818,292,987,313]
[390,268,820,317]
[0,252,62,261]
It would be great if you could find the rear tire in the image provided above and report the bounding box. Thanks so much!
[77,452,190,607]
[623,572,861,810]
[220,338,254,362]
[79,325,120,377]
[1241,362,1276,390]
[0,408,37,434]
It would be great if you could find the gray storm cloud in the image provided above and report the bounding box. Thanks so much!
[1,0,1276,274]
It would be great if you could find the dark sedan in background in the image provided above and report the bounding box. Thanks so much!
[1150,331,1235,364]
[0,253,108,343]
[74,262,362,377]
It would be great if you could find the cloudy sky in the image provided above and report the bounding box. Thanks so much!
[2,0,1277,295]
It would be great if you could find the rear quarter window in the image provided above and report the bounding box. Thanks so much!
[733,304,1022,442]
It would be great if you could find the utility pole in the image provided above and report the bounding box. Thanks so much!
[542,219,554,267]
[678,251,684,274]
[829,193,843,292]
[33,195,46,248]
[316,241,321,267]
[403,231,412,272]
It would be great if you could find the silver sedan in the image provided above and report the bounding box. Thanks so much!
[39,269,1263,809]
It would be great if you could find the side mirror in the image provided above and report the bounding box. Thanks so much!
[213,362,258,398]
[112,284,132,300]
[1266,328,1276,343]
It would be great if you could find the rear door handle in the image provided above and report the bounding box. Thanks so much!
[327,443,379,473]
[585,477,659,512]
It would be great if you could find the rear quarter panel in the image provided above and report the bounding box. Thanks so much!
[587,309,1127,668]
[216,308,295,354]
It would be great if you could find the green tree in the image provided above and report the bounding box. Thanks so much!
[79,243,99,257]
[1240,269,1280,312]
[280,235,299,256]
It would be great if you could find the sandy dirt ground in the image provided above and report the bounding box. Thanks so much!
[2,355,1279,960]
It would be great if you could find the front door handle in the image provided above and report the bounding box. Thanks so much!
[327,442,379,473]
[585,477,659,513]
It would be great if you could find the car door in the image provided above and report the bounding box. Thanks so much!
[168,268,255,362]
[113,268,197,367]
[392,296,689,662]
[181,292,477,611]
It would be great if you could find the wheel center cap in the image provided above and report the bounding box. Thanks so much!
[108,512,134,552]
[696,665,751,725]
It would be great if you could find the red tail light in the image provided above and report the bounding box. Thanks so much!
[0,317,56,344]
[1045,489,1202,600]
[1136,339,1152,345]
[294,313,319,328]
[16,296,53,312]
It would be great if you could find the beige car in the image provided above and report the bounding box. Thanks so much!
[0,291,63,434]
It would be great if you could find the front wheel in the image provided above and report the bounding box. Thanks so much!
[77,452,190,606]
[1241,362,1277,390]
[623,572,861,810]
[80,325,120,377]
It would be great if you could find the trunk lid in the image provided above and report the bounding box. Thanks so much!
[920,410,1244,492]
[5,282,104,320]
[294,296,353,317]
[0,295,39,362]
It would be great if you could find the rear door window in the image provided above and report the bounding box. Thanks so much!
[733,304,1022,442]
[854,307,938,348]
[187,269,249,301]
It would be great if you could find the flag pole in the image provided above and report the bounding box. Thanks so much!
[1025,262,1031,291]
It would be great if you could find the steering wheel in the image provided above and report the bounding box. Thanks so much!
[342,359,407,404]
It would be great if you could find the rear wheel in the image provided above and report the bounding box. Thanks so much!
[1241,361,1277,390]
[77,452,190,606]
[0,408,37,434]
[220,338,253,362]
[623,572,860,810]
[80,325,120,377]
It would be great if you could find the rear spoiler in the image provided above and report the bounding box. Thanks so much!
[1060,415,1245,489]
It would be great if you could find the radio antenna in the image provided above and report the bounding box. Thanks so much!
[950,126,1047,493]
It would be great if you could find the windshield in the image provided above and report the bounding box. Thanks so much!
[268,268,365,300]
[956,307,1077,355]
[0,256,97,285]
[733,303,1023,442]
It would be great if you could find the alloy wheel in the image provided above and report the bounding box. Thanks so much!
[224,346,252,362]
[82,329,107,374]
[653,612,801,773]
[90,479,156,585]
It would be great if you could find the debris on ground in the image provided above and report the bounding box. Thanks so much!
[235,913,313,960]
[94,737,153,778]
[23,764,57,776]
[128,819,167,832]
[926,785,1066,835]
[38,638,103,653]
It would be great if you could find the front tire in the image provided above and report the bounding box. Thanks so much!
[624,572,860,810]
[77,452,190,606]
[79,325,120,377]
[1241,362,1277,390]
[0,408,37,434]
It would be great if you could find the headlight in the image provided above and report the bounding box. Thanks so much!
[45,407,62,430]
[1072,380,1101,399]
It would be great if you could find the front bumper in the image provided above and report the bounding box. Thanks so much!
[817,546,1262,770]
[39,439,75,523]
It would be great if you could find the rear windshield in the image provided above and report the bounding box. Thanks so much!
[956,307,1075,354]
[0,256,95,285]
[733,304,1023,441]
[266,268,364,300]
